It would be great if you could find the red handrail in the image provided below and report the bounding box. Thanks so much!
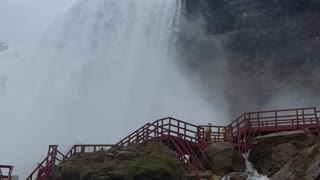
[26,145,64,180]
[24,107,320,179]
[63,144,114,160]
[0,165,13,180]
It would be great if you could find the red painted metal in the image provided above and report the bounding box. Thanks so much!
[26,145,64,180]
[25,107,320,180]
[228,107,320,152]
[63,144,114,160]
[0,165,13,180]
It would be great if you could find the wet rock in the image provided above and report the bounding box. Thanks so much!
[248,130,310,175]
[221,172,248,180]
[271,144,320,180]
[256,142,298,176]
[204,142,245,174]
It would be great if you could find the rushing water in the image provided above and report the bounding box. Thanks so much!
[221,150,269,180]
[0,0,225,177]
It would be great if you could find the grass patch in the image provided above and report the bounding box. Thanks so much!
[59,142,180,180]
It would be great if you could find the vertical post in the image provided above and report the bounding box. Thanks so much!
[257,112,260,129]
[296,109,298,127]
[314,108,319,132]
[243,121,246,152]
[157,121,159,138]
[169,118,171,136]
[184,123,186,141]
[237,120,240,152]
[218,127,220,142]
[248,113,251,134]
[177,121,180,137]
[275,111,278,132]
[302,109,305,127]
[146,125,149,141]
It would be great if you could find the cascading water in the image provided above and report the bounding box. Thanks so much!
[221,150,269,180]
[0,0,227,177]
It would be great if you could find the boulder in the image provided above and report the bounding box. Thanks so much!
[249,130,310,175]
[271,144,320,180]
[204,142,245,175]
[259,142,298,176]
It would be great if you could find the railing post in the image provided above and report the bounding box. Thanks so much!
[81,146,85,153]
[275,111,278,132]
[146,125,149,141]
[157,121,159,138]
[257,112,260,130]
[184,123,187,141]
[177,121,180,136]
[296,109,299,127]
[169,118,171,136]
[315,108,320,134]
[302,109,305,127]
[237,120,240,151]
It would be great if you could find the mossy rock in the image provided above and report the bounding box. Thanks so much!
[59,142,180,180]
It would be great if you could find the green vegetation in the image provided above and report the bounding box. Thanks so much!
[59,142,180,180]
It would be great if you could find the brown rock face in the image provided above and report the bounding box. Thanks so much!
[260,142,298,176]
[204,142,245,175]
[271,144,320,180]
[249,130,309,176]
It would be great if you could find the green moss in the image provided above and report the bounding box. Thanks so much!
[59,142,180,180]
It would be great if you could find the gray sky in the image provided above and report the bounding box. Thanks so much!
[0,0,77,46]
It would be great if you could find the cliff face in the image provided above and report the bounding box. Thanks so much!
[180,0,320,118]
[248,130,320,179]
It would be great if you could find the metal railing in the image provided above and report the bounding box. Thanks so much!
[26,145,64,180]
[25,107,320,179]
[0,165,13,180]
[63,144,114,160]
[226,107,320,151]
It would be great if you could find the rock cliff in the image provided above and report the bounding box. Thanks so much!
[180,0,320,118]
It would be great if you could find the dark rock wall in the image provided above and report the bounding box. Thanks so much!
[179,0,320,119]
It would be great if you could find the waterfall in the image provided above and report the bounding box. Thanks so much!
[243,150,269,180]
[221,150,269,180]
[0,0,220,177]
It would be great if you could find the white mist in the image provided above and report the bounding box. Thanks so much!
[0,0,224,178]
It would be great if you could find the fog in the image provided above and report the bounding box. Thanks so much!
[0,0,227,178]
[0,0,77,46]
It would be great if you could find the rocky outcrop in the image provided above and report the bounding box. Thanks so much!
[204,142,245,175]
[245,130,320,179]
[58,142,180,180]
[248,130,311,176]
[271,143,320,180]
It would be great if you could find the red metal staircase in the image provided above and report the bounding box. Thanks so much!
[0,165,13,180]
[25,107,320,180]
[26,145,64,180]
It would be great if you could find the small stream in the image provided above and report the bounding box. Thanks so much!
[221,150,269,180]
